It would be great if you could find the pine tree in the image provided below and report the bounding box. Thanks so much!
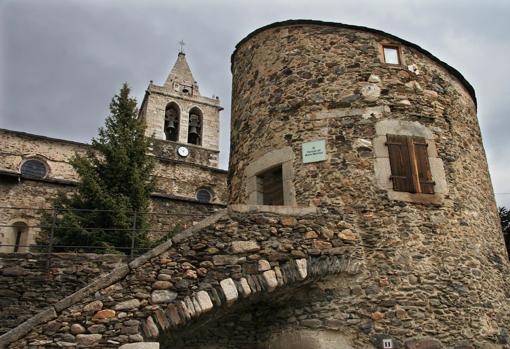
[43,84,155,253]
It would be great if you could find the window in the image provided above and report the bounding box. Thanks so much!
[386,134,434,194]
[257,165,284,205]
[20,159,48,179]
[164,103,180,141]
[12,222,28,252]
[382,45,401,64]
[245,147,296,206]
[196,189,212,203]
[188,107,202,145]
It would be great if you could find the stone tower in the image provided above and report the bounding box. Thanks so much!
[228,20,510,347]
[140,51,222,167]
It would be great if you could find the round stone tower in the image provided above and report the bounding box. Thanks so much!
[229,20,510,348]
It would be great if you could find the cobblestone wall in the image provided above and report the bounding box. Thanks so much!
[2,205,508,348]
[227,20,510,347]
[0,253,126,335]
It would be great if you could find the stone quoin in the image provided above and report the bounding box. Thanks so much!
[1,19,509,349]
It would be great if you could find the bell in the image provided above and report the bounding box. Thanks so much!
[189,126,199,135]
[167,119,176,129]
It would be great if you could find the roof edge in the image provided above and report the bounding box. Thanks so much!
[230,19,476,106]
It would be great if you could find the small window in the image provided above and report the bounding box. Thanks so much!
[197,189,212,203]
[257,165,284,205]
[20,159,48,179]
[382,45,401,65]
[11,222,28,253]
[386,134,434,194]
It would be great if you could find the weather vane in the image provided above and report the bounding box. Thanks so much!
[179,40,186,53]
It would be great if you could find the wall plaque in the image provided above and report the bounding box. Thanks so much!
[302,140,326,163]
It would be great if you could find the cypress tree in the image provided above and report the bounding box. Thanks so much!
[43,83,155,253]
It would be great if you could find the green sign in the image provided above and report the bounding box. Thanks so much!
[302,140,326,163]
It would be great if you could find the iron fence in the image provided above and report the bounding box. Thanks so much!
[0,206,217,269]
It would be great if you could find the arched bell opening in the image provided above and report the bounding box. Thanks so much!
[164,102,180,142]
[187,107,203,145]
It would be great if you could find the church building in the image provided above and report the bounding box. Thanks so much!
[0,52,228,252]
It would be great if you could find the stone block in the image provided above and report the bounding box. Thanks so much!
[360,84,381,101]
[93,309,116,319]
[375,119,433,139]
[231,241,260,253]
[239,278,252,297]
[70,323,86,335]
[143,316,159,339]
[76,334,102,346]
[296,259,308,279]
[154,309,170,330]
[196,291,213,313]
[114,299,140,311]
[212,255,240,266]
[185,297,196,317]
[165,304,182,326]
[338,229,357,241]
[220,278,238,305]
[83,300,103,312]
[263,270,278,292]
[151,290,177,304]
[258,259,271,271]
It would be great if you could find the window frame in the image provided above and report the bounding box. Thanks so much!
[196,188,213,203]
[381,44,402,65]
[373,120,448,204]
[20,158,49,179]
[245,147,296,206]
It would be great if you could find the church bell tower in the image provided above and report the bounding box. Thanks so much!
[139,50,222,168]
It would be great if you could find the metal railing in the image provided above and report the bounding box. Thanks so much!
[0,206,216,270]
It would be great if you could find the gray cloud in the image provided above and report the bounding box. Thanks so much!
[2,0,510,206]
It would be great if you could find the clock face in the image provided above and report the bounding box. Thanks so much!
[177,146,189,157]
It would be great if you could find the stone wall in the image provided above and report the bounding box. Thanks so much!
[0,128,227,203]
[140,83,221,160]
[0,178,225,252]
[0,129,88,182]
[2,206,509,348]
[0,128,227,251]
[0,253,126,335]
[227,20,510,347]
[2,206,364,348]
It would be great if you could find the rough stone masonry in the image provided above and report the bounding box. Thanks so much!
[1,19,509,349]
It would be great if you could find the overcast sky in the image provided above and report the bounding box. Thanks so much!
[1,0,510,206]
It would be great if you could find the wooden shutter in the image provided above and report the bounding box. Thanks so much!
[412,137,435,194]
[386,134,416,193]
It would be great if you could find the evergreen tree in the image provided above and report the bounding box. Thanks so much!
[499,206,510,259]
[42,84,155,253]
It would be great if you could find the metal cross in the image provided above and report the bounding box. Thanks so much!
[179,40,186,53]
